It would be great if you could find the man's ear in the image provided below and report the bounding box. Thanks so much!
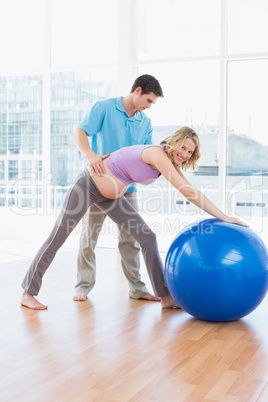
[135,86,142,95]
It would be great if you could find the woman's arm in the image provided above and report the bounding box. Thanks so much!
[142,147,248,226]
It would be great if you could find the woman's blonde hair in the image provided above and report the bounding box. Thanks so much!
[160,126,201,171]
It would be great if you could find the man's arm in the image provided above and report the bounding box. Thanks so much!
[74,128,109,176]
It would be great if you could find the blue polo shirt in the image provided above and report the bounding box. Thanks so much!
[78,97,153,192]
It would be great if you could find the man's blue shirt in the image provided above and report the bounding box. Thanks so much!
[78,97,153,192]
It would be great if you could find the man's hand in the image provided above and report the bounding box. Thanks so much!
[88,153,110,177]
[74,129,110,177]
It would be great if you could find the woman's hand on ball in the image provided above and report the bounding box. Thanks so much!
[224,216,249,227]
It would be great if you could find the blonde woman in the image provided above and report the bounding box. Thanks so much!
[21,126,247,310]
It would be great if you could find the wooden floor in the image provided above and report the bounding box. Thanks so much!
[1,244,268,402]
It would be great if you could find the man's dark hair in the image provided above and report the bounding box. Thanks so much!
[131,74,164,97]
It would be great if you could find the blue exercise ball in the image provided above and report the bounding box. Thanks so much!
[165,219,268,322]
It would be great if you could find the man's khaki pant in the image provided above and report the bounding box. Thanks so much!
[75,192,149,298]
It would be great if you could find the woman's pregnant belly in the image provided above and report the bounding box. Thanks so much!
[88,161,128,199]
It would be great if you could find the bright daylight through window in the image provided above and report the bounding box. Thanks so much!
[0,0,268,251]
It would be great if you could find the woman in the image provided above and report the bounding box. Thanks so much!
[21,126,247,310]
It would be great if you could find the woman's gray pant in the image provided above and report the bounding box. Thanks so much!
[21,169,170,298]
[75,193,150,299]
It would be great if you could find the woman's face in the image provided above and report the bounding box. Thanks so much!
[172,138,196,166]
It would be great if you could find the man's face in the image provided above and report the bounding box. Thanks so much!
[133,87,158,112]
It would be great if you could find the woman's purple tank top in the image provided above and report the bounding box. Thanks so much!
[106,144,163,186]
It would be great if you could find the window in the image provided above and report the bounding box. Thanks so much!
[133,0,220,60]
[226,59,268,226]
[136,61,221,245]
[0,0,45,71]
[50,0,118,68]
[1,0,268,249]
[50,70,117,186]
[8,160,18,180]
[227,0,268,54]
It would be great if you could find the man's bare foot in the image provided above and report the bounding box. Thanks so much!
[161,295,181,309]
[139,293,161,302]
[73,292,87,302]
[21,291,48,310]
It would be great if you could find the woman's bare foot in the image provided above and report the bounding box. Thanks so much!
[73,292,87,302]
[21,291,48,310]
[139,293,161,302]
[161,295,181,309]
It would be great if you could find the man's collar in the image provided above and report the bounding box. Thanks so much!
[115,97,125,112]
[116,97,142,121]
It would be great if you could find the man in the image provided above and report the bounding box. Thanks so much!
[73,74,164,302]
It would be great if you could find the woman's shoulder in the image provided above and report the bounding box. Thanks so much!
[143,144,165,155]
[141,144,168,165]
[144,144,164,152]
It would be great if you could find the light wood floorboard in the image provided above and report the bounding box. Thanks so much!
[1,245,268,402]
